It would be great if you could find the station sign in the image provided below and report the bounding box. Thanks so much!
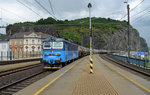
[53,42,63,49]
[136,51,146,55]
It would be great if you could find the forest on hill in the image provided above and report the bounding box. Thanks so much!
[6,17,148,51]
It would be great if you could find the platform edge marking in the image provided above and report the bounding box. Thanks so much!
[34,59,83,95]
[97,56,150,93]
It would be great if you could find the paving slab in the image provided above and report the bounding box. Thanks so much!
[14,56,88,95]
[14,54,150,95]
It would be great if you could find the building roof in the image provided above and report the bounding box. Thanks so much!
[10,32,51,39]
[0,36,9,42]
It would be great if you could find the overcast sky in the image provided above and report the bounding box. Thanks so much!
[0,0,150,47]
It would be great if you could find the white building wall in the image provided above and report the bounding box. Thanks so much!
[0,41,9,59]
[23,33,42,52]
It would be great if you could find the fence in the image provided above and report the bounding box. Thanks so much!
[0,51,42,61]
[108,53,150,68]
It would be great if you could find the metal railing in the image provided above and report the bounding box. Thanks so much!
[0,51,42,61]
[108,53,150,68]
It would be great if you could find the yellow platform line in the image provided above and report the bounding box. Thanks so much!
[97,56,150,93]
[34,59,84,95]
[44,67,61,69]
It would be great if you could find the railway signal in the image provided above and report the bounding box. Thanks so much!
[88,3,93,73]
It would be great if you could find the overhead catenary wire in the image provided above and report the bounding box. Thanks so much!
[0,20,9,25]
[132,10,150,24]
[48,0,55,16]
[105,11,124,18]
[0,7,28,21]
[130,0,145,12]
[34,0,57,20]
[16,0,43,18]
[120,0,145,20]
[131,6,150,18]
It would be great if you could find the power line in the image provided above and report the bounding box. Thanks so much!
[34,0,57,20]
[131,6,150,18]
[0,7,28,21]
[0,20,9,25]
[120,0,145,20]
[48,0,55,15]
[105,11,123,17]
[3,18,19,22]
[130,0,145,12]
[16,0,42,18]
[132,10,150,24]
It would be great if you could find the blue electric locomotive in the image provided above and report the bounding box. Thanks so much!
[42,37,79,69]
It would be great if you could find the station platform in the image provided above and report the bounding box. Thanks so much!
[0,61,40,72]
[14,55,150,95]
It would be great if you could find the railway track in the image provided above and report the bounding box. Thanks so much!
[100,54,150,77]
[0,63,53,95]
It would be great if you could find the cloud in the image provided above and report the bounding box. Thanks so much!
[0,28,6,34]
[0,0,49,24]
[0,0,149,47]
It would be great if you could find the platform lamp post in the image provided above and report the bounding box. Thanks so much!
[88,3,93,73]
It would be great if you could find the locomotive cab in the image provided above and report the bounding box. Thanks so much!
[42,37,79,69]
[42,38,65,69]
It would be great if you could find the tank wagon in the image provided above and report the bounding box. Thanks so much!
[42,37,89,69]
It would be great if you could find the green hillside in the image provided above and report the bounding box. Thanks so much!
[6,17,129,47]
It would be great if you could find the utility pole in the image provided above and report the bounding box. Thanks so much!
[88,3,93,73]
[81,32,84,46]
[127,4,130,63]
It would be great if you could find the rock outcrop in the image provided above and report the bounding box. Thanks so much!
[7,25,148,52]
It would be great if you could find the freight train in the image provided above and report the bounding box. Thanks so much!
[41,37,89,69]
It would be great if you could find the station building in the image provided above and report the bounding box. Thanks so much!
[9,32,51,53]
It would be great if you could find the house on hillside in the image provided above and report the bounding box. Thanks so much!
[0,36,9,60]
[9,32,51,53]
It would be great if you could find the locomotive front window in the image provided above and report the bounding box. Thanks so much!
[43,42,53,49]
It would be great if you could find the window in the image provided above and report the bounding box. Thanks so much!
[32,48,34,52]
[15,41,17,45]
[20,40,23,45]
[43,42,52,49]
[25,46,28,52]
[32,40,34,44]
[32,46,35,52]
[38,47,40,51]
[15,47,17,52]
[10,41,12,45]
[20,47,22,52]
[26,40,28,44]
[2,45,6,49]
[38,39,40,43]
[10,48,12,51]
